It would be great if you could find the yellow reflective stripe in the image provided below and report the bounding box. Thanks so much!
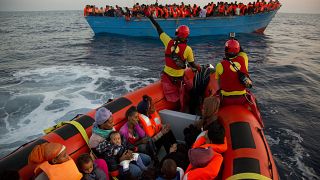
[227,173,272,180]
[164,65,185,77]
[44,120,89,145]
[64,121,89,145]
[221,89,246,96]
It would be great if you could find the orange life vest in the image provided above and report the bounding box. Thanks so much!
[192,6,198,16]
[227,5,233,15]
[180,8,186,18]
[192,131,227,154]
[138,111,162,137]
[172,9,178,18]
[206,5,212,15]
[184,144,223,180]
[219,5,225,13]
[35,159,82,180]
[219,56,248,93]
[163,8,169,18]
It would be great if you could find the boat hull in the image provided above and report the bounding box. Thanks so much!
[85,10,278,37]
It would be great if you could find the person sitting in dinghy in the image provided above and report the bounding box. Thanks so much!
[119,106,158,160]
[28,142,83,180]
[89,107,136,176]
[137,95,177,154]
[184,96,220,149]
[183,121,227,180]
[147,14,201,111]
[89,107,115,150]
[94,130,151,179]
[76,153,108,180]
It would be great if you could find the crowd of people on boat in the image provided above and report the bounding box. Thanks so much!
[84,0,281,19]
[0,2,269,179]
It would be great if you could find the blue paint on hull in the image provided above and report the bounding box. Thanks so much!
[85,10,278,37]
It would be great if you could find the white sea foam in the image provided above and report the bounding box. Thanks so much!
[266,128,319,179]
[0,64,157,146]
[281,128,318,179]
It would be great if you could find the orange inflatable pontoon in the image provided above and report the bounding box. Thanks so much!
[0,69,279,180]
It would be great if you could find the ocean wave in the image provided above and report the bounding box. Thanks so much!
[266,128,319,179]
[0,64,155,153]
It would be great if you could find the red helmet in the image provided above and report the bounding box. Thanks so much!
[225,39,240,56]
[175,25,190,39]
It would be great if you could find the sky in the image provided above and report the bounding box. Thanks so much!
[0,0,319,14]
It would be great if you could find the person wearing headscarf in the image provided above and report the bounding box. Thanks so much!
[28,142,82,180]
[89,107,114,149]
[90,107,136,177]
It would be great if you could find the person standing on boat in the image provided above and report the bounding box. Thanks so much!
[215,36,253,107]
[147,15,200,110]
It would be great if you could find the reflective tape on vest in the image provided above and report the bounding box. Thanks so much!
[154,117,161,125]
[140,114,152,126]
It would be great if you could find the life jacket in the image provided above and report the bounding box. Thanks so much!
[227,5,233,15]
[158,7,164,18]
[206,5,212,16]
[138,111,162,137]
[164,40,188,77]
[192,131,227,154]
[241,5,247,15]
[219,4,225,13]
[183,145,223,180]
[192,6,198,16]
[180,8,186,18]
[35,159,82,180]
[172,9,178,18]
[185,9,191,17]
[176,9,182,17]
[260,4,265,12]
[219,56,248,94]
[152,7,158,17]
[164,8,169,18]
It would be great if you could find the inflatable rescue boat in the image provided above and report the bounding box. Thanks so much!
[0,68,279,180]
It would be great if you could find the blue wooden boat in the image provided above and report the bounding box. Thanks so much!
[85,10,278,37]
